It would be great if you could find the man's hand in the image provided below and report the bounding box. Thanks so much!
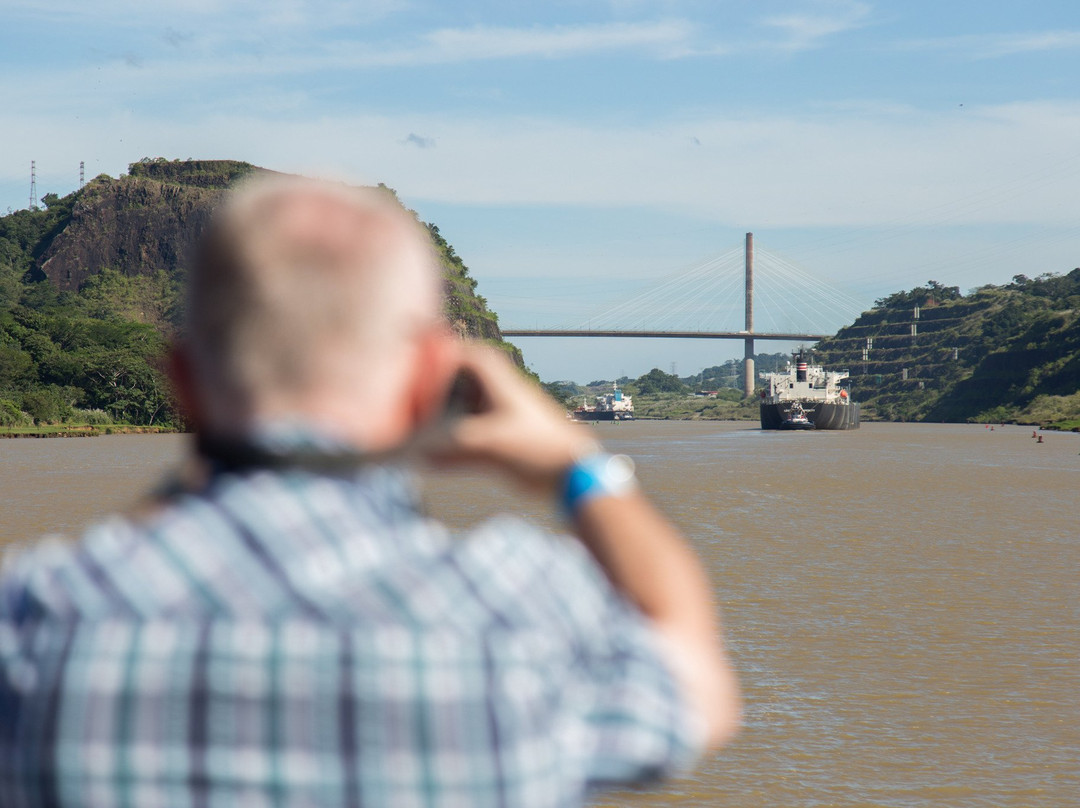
[423,343,741,751]
[426,344,601,492]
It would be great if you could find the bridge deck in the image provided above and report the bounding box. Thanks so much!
[501,329,829,341]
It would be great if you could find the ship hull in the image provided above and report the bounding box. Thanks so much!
[572,410,633,422]
[760,401,860,430]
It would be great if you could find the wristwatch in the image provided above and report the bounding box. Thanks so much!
[561,452,638,515]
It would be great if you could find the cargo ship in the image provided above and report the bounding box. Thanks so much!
[572,384,634,421]
[759,351,860,430]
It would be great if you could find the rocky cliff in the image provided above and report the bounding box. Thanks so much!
[38,174,223,291]
[31,158,510,347]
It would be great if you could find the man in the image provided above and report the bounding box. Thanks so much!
[0,178,738,806]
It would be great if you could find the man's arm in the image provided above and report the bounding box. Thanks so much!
[429,346,740,749]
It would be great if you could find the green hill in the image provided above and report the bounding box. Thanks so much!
[0,158,516,429]
[812,274,1080,428]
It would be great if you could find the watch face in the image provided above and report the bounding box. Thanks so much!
[604,454,637,484]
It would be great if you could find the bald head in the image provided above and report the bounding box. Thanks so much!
[183,177,448,442]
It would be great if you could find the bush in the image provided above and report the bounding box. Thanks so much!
[70,407,114,425]
[21,390,63,424]
[0,398,31,426]
[971,404,1018,424]
[1018,392,1080,425]
[19,385,79,424]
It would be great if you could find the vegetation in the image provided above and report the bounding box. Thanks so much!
[680,353,790,393]
[0,275,177,428]
[541,380,585,408]
[425,221,521,364]
[0,160,523,433]
[813,273,1080,428]
[0,191,177,428]
[632,367,690,395]
[561,367,758,421]
[127,157,257,189]
[629,389,757,421]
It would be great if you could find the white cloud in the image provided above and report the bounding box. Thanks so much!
[900,30,1080,60]
[270,20,699,69]
[410,20,695,63]
[0,19,701,111]
[362,104,1079,231]
[4,0,412,27]
[6,2,691,65]
[4,101,1078,232]
[759,0,871,51]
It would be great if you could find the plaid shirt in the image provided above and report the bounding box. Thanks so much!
[0,461,699,807]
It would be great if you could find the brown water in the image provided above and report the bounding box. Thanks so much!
[3,424,1078,806]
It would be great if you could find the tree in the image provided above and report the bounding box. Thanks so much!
[875,281,961,309]
[0,343,33,387]
[541,380,583,407]
[633,368,688,395]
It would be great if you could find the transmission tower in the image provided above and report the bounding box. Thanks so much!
[79,161,85,189]
[29,160,38,210]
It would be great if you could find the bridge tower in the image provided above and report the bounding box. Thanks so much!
[743,232,755,397]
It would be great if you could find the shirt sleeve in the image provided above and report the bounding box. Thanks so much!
[467,516,705,786]
[567,570,705,786]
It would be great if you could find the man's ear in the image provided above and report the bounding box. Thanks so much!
[167,343,206,430]
[406,327,462,430]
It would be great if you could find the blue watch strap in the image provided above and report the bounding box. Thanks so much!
[561,453,638,515]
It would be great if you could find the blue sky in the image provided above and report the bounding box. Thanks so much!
[2,1,1078,382]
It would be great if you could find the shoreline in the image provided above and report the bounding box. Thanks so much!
[0,425,180,439]
[5,417,1077,438]
[573,414,1080,430]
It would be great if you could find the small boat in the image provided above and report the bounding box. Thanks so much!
[778,401,815,430]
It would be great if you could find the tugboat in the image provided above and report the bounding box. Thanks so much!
[572,384,634,422]
[760,350,860,430]
[778,401,815,430]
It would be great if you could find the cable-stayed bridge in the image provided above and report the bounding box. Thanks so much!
[502,234,868,395]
